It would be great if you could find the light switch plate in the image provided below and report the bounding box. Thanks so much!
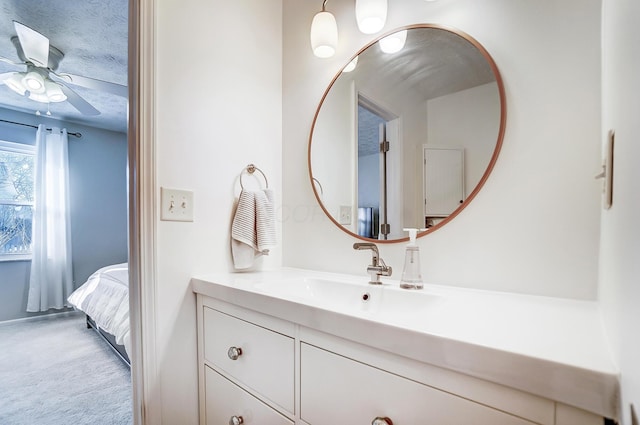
[161,187,194,222]
[603,130,614,210]
[595,130,615,210]
[339,205,352,225]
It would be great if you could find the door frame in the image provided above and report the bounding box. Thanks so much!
[128,0,160,423]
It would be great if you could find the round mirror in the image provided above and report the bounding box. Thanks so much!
[308,24,506,242]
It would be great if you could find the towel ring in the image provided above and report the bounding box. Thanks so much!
[312,177,324,197]
[240,164,269,190]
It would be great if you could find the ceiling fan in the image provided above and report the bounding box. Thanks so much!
[0,21,127,116]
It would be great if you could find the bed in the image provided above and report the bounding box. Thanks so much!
[67,263,130,365]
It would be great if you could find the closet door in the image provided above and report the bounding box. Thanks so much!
[423,146,464,218]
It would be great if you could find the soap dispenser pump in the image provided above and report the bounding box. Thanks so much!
[400,228,425,290]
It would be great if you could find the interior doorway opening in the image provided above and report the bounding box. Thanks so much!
[356,94,401,240]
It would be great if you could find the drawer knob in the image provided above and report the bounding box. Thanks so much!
[229,416,244,425]
[227,346,243,360]
[372,417,393,425]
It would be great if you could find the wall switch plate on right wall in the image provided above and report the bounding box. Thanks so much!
[603,130,614,209]
[596,130,615,210]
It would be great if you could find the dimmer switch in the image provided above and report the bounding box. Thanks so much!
[161,187,194,222]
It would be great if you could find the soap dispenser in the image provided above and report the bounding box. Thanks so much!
[400,228,425,289]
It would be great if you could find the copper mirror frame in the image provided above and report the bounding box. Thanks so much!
[308,24,507,243]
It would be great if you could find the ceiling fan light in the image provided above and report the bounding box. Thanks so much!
[379,30,408,54]
[45,80,67,102]
[355,0,387,34]
[23,71,45,93]
[28,91,49,103]
[310,10,338,58]
[4,73,27,95]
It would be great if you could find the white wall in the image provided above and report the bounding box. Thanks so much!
[154,0,282,422]
[599,0,640,422]
[311,75,355,228]
[427,82,500,199]
[283,0,602,300]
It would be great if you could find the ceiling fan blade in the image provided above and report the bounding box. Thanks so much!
[55,73,127,98]
[60,84,100,116]
[0,71,17,81]
[13,21,49,68]
[0,55,24,67]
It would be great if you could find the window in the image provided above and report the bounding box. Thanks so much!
[0,140,35,260]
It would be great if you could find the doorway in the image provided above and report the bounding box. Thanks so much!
[126,0,158,423]
[356,95,402,240]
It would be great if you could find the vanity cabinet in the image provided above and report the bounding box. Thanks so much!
[205,367,293,425]
[195,292,606,425]
[300,343,536,425]
[202,307,294,413]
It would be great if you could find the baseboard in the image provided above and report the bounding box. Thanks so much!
[0,309,81,326]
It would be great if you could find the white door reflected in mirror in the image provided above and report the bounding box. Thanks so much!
[423,146,464,225]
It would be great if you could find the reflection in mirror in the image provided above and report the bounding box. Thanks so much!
[309,24,505,242]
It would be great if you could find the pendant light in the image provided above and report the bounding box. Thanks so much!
[379,30,407,54]
[355,0,387,34]
[310,0,338,58]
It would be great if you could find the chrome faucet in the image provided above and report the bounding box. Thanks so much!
[353,242,392,284]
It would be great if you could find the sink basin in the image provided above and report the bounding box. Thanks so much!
[253,276,440,317]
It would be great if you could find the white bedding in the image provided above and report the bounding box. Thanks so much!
[67,263,130,356]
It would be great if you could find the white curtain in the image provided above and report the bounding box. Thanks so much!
[27,126,73,312]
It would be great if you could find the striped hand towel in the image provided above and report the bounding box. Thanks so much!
[231,188,276,269]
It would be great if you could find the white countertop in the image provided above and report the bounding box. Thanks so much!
[191,267,619,419]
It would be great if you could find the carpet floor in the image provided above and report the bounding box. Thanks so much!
[0,311,133,425]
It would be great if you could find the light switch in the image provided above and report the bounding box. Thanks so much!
[339,205,352,225]
[161,187,194,222]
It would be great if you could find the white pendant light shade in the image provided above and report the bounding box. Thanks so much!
[342,56,359,73]
[311,10,338,58]
[4,73,27,95]
[355,0,387,34]
[22,71,45,94]
[379,30,407,54]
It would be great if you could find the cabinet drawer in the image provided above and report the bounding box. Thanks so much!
[203,307,294,413]
[205,366,293,425]
[300,343,536,425]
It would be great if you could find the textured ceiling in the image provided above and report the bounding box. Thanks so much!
[354,27,496,104]
[0,0,128,133]
[349,27,497,156]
